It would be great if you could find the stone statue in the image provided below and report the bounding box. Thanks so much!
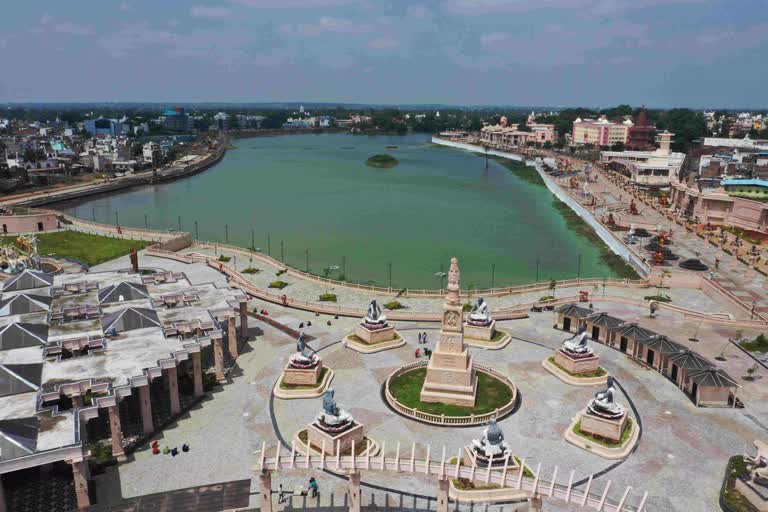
[362,299,389,329]
[467,297,492,326]
[562,325,594,356]
[470,417,512,461]
[288,332,319,369]
[745,440,768,487]
[317,388,354,430]
[587,376,625,419]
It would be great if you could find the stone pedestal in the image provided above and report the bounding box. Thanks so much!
[354,323,396,344]
[579,409,628,443]
[283,362,323,386]
[554,350,600,376]
[464,320,496,341]
[307,422,364,456]
[462,446,518,469]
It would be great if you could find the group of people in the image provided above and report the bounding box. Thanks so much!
[151,440,190,457]
[415,331,432,358]
[277,478,319,504]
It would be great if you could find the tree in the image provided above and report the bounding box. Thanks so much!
[656,109,706,152]
[610,142,625,152]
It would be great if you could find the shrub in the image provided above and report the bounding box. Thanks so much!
[644,294,671,302]
[319,293,337,302]
[384,300,404,310]
[538,295,555,302]
[217,255,231,262]
[269,281,288,289]
[242,267,260,274]
[462,302,473,312]
[276,269,287,276]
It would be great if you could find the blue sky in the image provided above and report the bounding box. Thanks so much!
[1,0,766,107]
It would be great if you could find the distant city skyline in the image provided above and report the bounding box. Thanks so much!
[1,0,767,108]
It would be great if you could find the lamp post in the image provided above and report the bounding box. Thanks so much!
[92,208,96,221]
[491,263,496,290]
[114,211,119,227]
[177,216,181,232]
[144,214,148,229]
[388,261,393,290]
[577,253,582,280]
[342,256,346,279]
[535,257,540,283]
[305,249,310,273]
[267,235,271,256]
[194,221,198,240]
[251,229,255,251]
[224,224,229,244]
[281,240,284,263]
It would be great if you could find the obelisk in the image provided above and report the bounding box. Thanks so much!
[420,257,477,406]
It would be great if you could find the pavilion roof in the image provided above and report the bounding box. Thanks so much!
[2,270,54,292]
[585,312,625,329]
[688,367,739,388]
[668,349,712,370]
[98,281,150,305]
[554,303,593,319]
[0,322,48,351]
[0,417,38,461]
[639,334,683,354]
[102,307,160,334]
[608,322,656,339]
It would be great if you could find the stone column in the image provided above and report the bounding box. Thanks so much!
[166,366,181,416]
[348,471,361,512]
[436,478,449,512]
[213,337,225,381]
[529,493,543,512]
[228,316,239,358]
[239,301,249,340]
[70,459,91,510]
[107,405,125,460]
[138,385,154,435]
[191,351,204,398]
[0,474,6,512]
[258,471,273,512]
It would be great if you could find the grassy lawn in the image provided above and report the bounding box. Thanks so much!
[280,368,329,390]
[573,418,633,448]
[741,334,768,353]
[2,231,150,267]
[346,332,402,346]
[467,329,508,344]
[548,356,607,378]
[388,368,513,416]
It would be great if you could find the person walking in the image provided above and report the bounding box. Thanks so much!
[309,477,319,498]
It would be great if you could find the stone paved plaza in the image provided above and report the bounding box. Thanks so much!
[85,253,768,512]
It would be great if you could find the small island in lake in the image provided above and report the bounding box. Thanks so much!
[366,154,399,168]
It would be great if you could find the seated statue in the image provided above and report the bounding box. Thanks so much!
[470,418,511,463]
[745,440,768,487]
[362,300,389,330]
[316,389,354,433]
[562,325,594,357]
[467,298,492,327]
[587,377,625,419]
[288,333,320,369]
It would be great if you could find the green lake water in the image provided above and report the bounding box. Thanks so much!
[61,133,619,288]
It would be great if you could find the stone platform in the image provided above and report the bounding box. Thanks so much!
[307,421,364,456]
[354,323,397,344]
[461,446,520,469]
[542,355,608,387]
[564,408,638,460]
[273,367,334,400]
[282,362,323,386]
[464,320,496,341]
[554,350,600,375]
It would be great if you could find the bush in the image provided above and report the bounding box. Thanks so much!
[384,300,404,310]
[741,334,768,353]
[462,302,473,312]
[319,293,337,302]
[538,295,555,302]
[217,255,231,262]
[644,294,671,302]
[276,269,287,277]
[242,267,260,274]
[269,281,288,289]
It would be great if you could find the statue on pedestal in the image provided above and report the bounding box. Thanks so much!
[562,325,594,357]
[470,417,511,463]
[467,298,492,327]
[745,441,768,487]
[587,377,625,419]
[362,300,389,330]
[288,333,320,369]
[316,389,354,433]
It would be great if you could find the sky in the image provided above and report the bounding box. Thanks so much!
[1,0,766,108]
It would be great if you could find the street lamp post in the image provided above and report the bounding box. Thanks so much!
[251,229,255,251]
[388,261,393,290]
[281,240,284,262]
[342,256,346,279]
[92,208,96,221]
[144,214,148,229]
[267,235,271,256]
[491,263,496,290]
[178,216,181,232]
[114,211,119,227]
[577,253,582,280]
[306,249,310,272]
[536,257,540,283]
[225,224,229,245]
[194,221,198,240]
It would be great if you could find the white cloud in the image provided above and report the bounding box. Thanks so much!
[119,2,132,11]
[442,0,704,16]
[279,16,369,36]
[479,32,510,46]
[229,0,357,7]
[368,37,399,49]
[37,15,93,36]
[190,5,233,19]
[406,5,431,19]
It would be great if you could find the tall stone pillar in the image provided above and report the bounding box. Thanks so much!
[0,474,6,512]
[436,478,449,512]
[239,301,249,340]
[166,366,181,416]
[138,385,154,435]
[69,459,91,510]
[191,351,204,397]
[213,337,225,381]
[107,405,125,460]
[258,471,273,512]
[228,315,239,358]
[529,493,543,512]
[348,471,361,512]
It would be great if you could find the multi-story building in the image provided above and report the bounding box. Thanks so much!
[213,112,229,131]
[601,132,685,188]
[84,117,130,137]
[572,116,632,146]
[142,142,162,168]
[162,108,193,132]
